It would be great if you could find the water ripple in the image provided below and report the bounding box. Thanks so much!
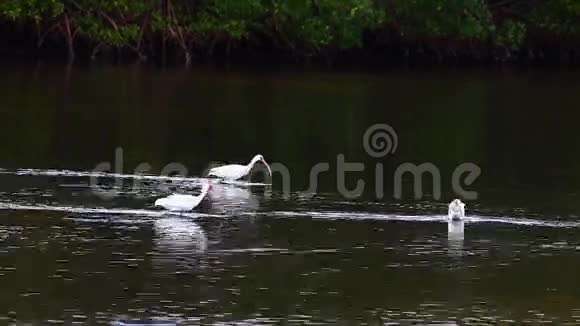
[1,201,578,229]
[0,202,220,219]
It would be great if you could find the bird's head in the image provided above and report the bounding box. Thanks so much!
[202,182,213,193]
[253,154,265,163]
[253,154,272,176]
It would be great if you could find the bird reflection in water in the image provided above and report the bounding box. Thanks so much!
[208,183,260,215]
[447,232,465,257]
[152,217,208,272]
[447,199,466,257]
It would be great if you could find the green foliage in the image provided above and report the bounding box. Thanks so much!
[0,0,63,21]
[530,0,580,35]
[493,20,526,50]
[192,0,267,40]
[384,0,492,40]
[0,0,578,61]
[272,0,385,49]
[70,0,155,46]
[77,16,141,46]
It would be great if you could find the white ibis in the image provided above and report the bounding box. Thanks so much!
[155,183,212,211]
[208,154,272,181]
[448,199,465,234]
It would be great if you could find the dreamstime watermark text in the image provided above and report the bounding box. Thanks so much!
[89,124,481,201]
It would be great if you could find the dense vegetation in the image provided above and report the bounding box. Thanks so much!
[0,0,579,64]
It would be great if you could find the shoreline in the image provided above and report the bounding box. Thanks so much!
[0,47,579,68]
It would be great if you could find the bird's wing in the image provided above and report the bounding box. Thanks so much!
[208,164,245,179]
[165,194,194,200]
[207,166,223,176]
[156,194,197,210]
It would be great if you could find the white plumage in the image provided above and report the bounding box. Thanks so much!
[448,199,465,234]
[208,154,272,181]
[155,183,212,211]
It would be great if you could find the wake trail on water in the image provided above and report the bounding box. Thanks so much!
[0,168,577,228]
[0,203,577,228]
[467,215,580,228]
[0,168,271,187]
[249,211,580,228]
[0,202,219,219]
[1,168,205,183]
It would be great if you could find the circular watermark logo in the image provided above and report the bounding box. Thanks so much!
[363,124,398,158]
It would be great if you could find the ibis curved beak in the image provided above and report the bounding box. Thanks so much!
[262,159,272,176]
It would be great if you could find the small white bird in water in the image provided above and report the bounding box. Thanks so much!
[154,183,212,211]
[208,154,272,181]
[448,199,466,234]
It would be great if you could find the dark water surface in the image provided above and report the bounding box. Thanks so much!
[1,65,580,324]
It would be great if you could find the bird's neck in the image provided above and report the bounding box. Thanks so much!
[199,185,210,198]
[246,158,260,170]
